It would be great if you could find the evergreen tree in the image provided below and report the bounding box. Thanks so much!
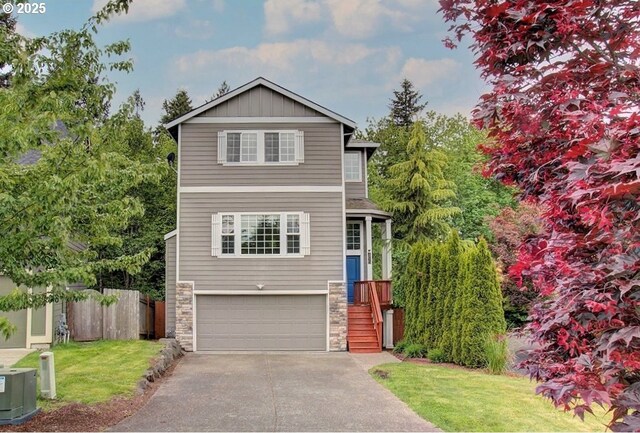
[160,89,193,125]
[389,78,427,128]
[439,231,463,360]
[401,244,420,342]
[383,121,460,242]
[417,244,433,346]
[458,238,507,367]
[451,249,471,364]
[422,245,441,348]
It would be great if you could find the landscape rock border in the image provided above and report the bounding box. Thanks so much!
[137,338,184,393]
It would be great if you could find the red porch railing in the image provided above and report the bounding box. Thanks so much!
[368,281,383,351]
[353,280,392,309]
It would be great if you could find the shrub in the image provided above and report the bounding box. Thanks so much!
[484,335,510,375]
[427,348,447,363]
[393,340,409,354]
[459,238,507,367]
[403,343,428,358]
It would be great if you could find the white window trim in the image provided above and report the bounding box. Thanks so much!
[346,221,363,255]
[344,151,362,182]
[219,130,303,166]
[212,211,310,258]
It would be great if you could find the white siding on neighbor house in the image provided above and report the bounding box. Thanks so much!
[179,122,342,187]
[203,85,325,118]
[345,149,367,199]
[165,235,176,334]
[179,192,343,292]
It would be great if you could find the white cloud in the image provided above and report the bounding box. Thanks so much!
[264,0,324,36]
[211,0,225,12]
[175,20,214,40]
[263,0,435,40]
[398,57,461,88]
[325,0,408,39]
[176,40,391,76]
[91,0,186,23]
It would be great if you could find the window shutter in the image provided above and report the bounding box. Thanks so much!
[217,131,227,164]
[295,130,304,163]
[211,213,221,256]
[301,212,310,256]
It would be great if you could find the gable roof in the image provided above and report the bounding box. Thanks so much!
[164,77,357,133]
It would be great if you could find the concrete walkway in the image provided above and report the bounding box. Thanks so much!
[0,349,34,367]
[114,352,439,432]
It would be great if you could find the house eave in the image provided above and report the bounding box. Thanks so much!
[164,229,177,241]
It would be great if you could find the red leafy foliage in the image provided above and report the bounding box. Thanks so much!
[486,202,543,328]
[439,1,640,430]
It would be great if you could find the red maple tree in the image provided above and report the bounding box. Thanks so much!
[439,1,640,430]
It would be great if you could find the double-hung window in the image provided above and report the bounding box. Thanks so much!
[344,151,362,182]
[212,212,310,257]
[217,130,304,165]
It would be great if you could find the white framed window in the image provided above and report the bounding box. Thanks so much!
[217,130,304,165]
[212,212,310,257]
[344,151,362,182]
[346,222,361,252]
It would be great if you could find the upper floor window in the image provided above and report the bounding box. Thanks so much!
[344,152,362,182]
[211,212,310,257]
[217,130,304,165]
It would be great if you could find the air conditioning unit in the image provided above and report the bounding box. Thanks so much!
[0,368,39,425]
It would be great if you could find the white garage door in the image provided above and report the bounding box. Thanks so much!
[195,295,326,351]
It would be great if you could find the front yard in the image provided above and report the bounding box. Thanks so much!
[14,340,163,410]
[372,362,608,432]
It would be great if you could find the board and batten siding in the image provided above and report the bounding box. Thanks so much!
[165,235,176,334]
[345,149,367,199]
[180,122,342,187]
[203,85,325,118]
[178,192,343,291]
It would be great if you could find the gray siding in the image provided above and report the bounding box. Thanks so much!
[165,235,176,334]
[345,150,367,199]
[179,192,343,291]
[180,122,342,187]
[204,85,324,118]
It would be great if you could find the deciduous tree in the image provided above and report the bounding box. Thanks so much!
[0,0,158,329]
[440,1,640,428]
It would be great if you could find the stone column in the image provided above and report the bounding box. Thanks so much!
[175,281,194,351]
[328,281,347,351]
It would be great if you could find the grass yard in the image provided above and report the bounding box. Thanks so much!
[371,362,608,432]
[14,340,162,410]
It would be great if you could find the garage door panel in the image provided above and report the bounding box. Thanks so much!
[196,295,326,351]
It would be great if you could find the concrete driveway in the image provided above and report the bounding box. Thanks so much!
[114,352,440,432]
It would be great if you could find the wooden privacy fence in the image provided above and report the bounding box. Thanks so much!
[69,289,168,341]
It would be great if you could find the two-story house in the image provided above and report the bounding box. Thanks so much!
[163,77,393,352]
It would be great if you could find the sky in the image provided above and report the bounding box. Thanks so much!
[16,0,487,128]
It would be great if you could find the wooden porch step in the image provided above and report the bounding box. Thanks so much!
[349,334,378,344]
[348,341,381,350]
[348,305,371,312]
[348,312,373,319]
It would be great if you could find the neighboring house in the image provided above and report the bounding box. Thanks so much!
[164,77,393,352]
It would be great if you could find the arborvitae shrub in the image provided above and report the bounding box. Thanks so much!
[439,231,462,361]
[458,238,507,367]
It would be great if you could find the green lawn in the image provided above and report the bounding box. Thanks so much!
[371,362,608,432]
[14,340,163,409]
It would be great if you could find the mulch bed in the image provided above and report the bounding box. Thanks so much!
[0,359,180,432]
[392,352,524,377]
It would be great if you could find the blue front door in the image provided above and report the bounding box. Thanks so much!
[346,255,361,304]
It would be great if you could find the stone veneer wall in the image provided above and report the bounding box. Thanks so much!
[329,281,347,351]
[175,282,193,351]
